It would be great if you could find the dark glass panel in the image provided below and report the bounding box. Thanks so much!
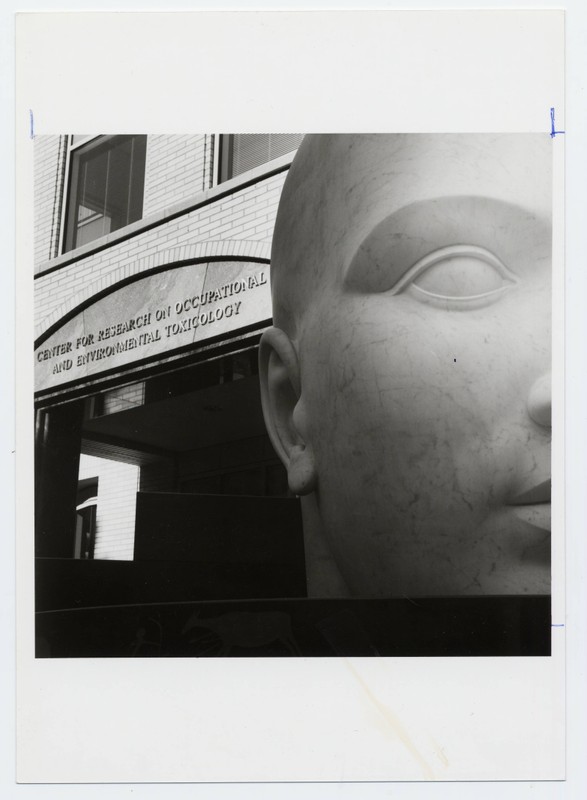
[219,134,304,182]
[65,135,147,252]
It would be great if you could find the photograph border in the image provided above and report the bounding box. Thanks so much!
[7,4,585,796]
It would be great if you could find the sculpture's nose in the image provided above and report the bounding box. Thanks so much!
[527,372,551,428]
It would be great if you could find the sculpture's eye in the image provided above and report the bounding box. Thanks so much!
[391,245,517,308]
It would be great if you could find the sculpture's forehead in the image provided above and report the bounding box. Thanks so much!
[276,134,551,250]
[270,134,551,325]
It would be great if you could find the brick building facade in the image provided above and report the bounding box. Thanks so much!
[34,135,306,635]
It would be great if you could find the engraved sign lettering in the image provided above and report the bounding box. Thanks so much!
[35,260,271,392]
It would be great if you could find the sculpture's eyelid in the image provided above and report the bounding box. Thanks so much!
[388,244,518,296]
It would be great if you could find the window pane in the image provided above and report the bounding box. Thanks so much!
[231,134,271,177]
[76,147,110,246]
[65,135,147,252]
[127,136,147,226]
[106,137,133,230]
[220,134,304,182]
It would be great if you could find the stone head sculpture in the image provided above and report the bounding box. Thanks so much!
[259,134,551,598]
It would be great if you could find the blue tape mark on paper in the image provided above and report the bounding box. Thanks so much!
[29,109,34,140]
[551,623,565,627]
[550,107,565,138]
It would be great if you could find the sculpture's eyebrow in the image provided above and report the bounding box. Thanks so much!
[343,196,544,295]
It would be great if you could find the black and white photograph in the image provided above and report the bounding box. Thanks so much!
[33,132,553,659]
[13,7,580,790]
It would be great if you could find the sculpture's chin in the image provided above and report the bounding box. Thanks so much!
[304,500,552,599]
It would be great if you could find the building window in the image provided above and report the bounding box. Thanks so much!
[63,135,147,252]
[74,477,98,559]
[218,134,304,183]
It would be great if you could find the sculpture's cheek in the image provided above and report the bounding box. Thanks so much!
[298,279,551,597]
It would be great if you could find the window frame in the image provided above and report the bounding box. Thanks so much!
[60,134,147,255]
[58,135,91,256]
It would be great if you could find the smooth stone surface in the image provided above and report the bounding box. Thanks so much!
[260,134,552,598]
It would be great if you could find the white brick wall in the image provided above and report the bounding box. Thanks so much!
[36,135,296,562]
[143,135,213,216]
[78,454,139,560]
[35,167,287,331]
[34,135,67,265]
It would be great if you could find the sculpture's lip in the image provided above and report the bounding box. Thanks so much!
[507,479,551,532]
[509,503,551,532]
[508,479,551,506]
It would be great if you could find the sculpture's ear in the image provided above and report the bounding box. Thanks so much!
[259,327,317,495]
